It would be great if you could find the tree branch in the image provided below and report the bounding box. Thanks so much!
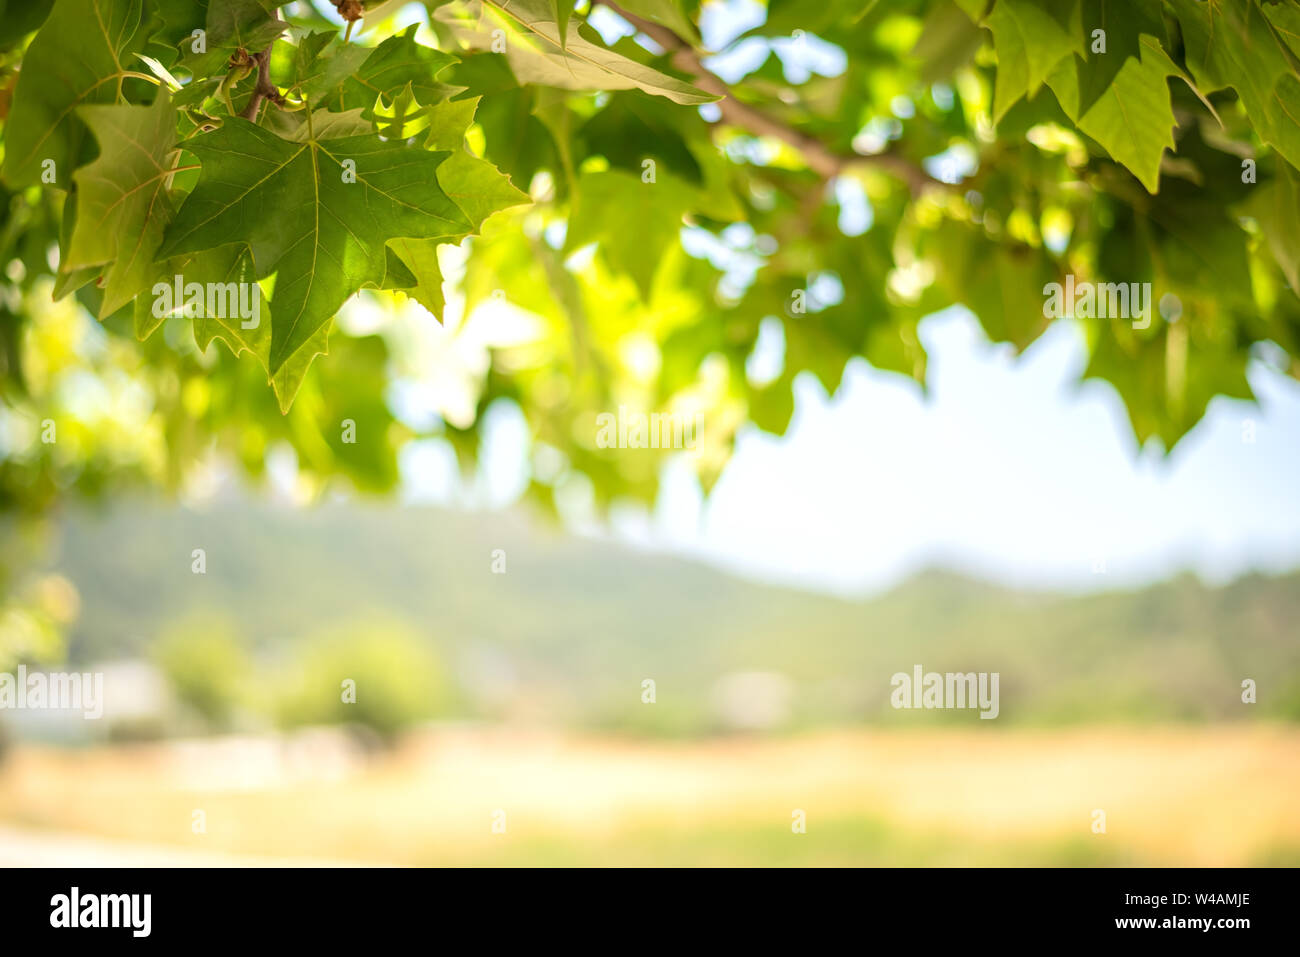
[598,2,939,193]
[238,7,289,122]
[238,46,277,121]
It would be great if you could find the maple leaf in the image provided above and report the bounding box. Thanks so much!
[159,118,471,408]
[67,90,179,317]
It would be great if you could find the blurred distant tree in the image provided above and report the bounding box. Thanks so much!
[152,613,254,730]
[276,621,448,739]
[1,1,1299,659]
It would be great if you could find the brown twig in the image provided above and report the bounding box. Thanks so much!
[599,1,939,193]
[238,46,277,121]
[238,6,291,122]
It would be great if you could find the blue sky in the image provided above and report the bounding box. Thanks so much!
[645,310,1300,595]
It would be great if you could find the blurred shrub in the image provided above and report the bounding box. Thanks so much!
[151,613,253,732]
[275,620,446,741]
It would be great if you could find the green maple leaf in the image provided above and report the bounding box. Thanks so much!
[438,151,530,231]
[264,107,373,143]
[159,118,472,409]
[1084,308,1253,449]
[446,56,564,189]
[439,0,718,105]
[52,191,104,300]
[1072,0,1165,116]
[1145,182,1254,307]
[373,83,437,140]
[576,91,705,185]
[925,218,1054,351]
[134,243,270,368]
[385,238,447,318]
[1171,0,1300,171]
[188,246,272,363]
[384,151,529,318]
[177,0,285,79]
[1,0,150,187]
[302,25,459,115]
[424,96,482,150]
[1047,35,1179,192]
[386,98,530,318]
[986,0,1084,122]
[565,168,693,300]
[67,90,179,318]
[1266,1,1300,60]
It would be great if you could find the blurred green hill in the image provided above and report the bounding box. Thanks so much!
[38,500,1300,731]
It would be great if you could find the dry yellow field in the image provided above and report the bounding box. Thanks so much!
[1,724,1297,866]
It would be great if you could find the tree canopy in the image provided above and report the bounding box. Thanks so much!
[1,0,1298,527]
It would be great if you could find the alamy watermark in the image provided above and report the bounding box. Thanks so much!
[596,405,704,450]
[1043,275,1152,329]
[890,665,999,719]
[151,275,260,329]
[50,887,151,937]
[0,665,104,719]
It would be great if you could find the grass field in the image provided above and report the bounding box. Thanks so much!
[2,724,1297,866]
